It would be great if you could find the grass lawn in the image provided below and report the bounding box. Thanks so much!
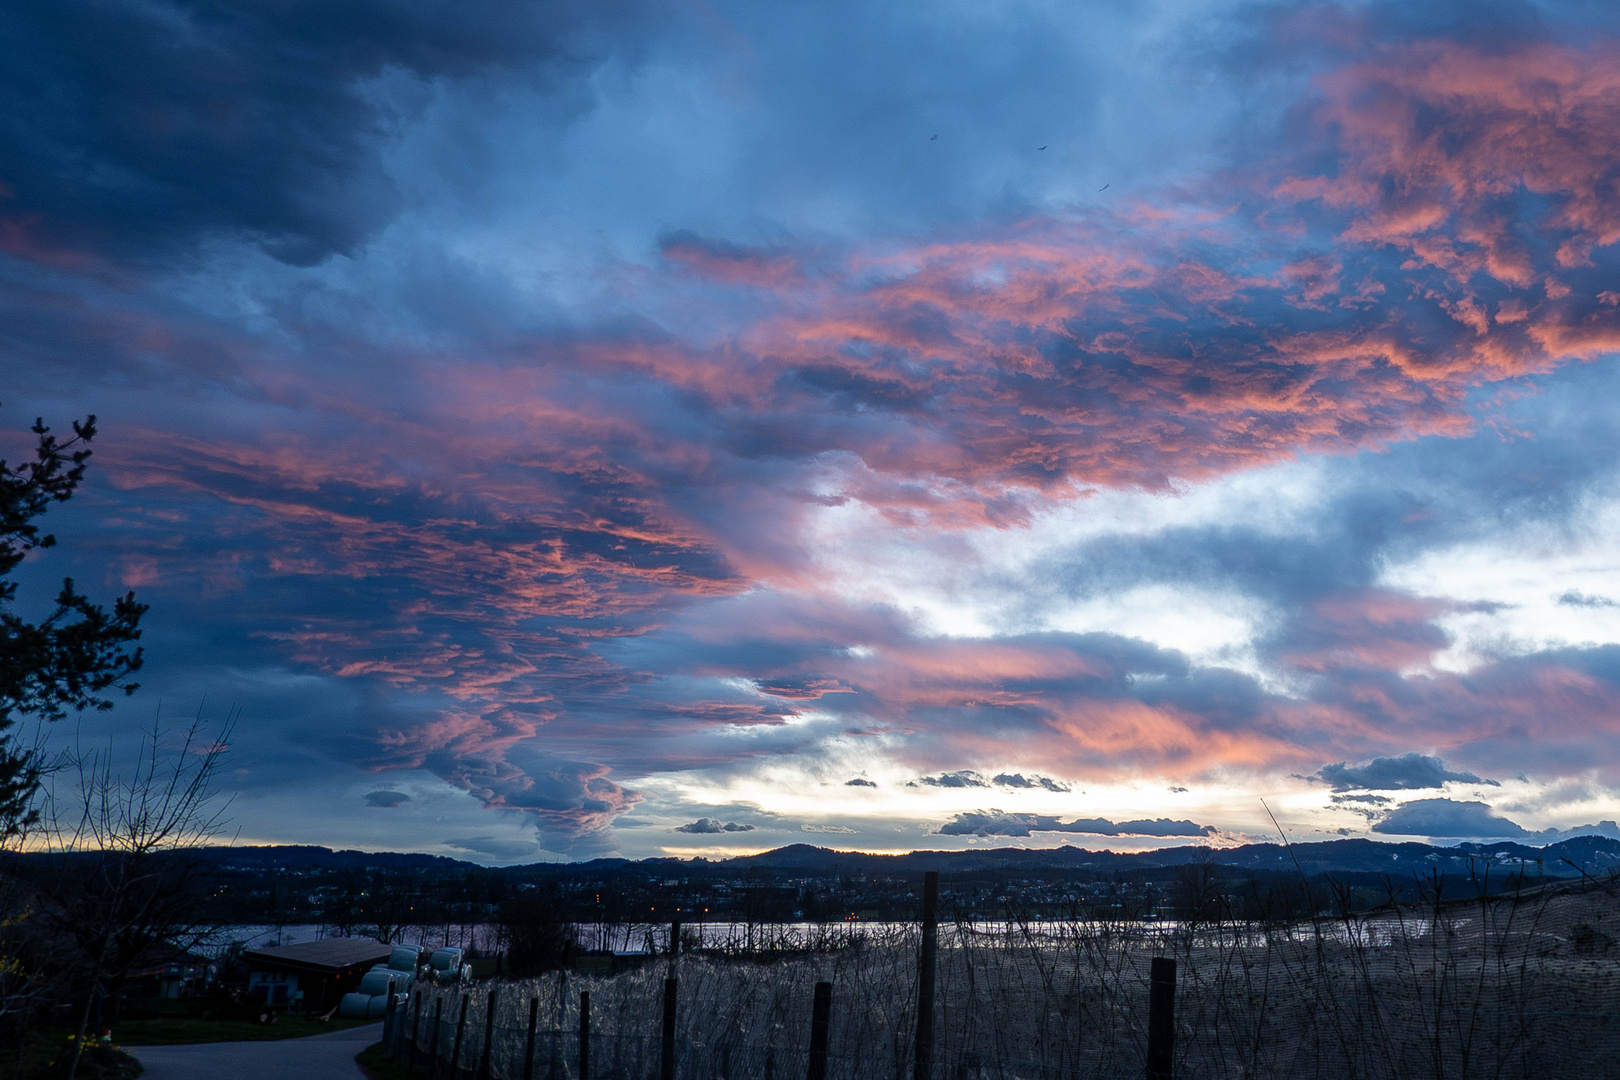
[356,1040,423,1080]
[110,1014,376,1045]
[9,1031,148,1079]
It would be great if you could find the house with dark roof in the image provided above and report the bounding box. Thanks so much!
[125,945,215,1000]
[241,938,392,1014]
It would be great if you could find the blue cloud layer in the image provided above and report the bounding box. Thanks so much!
[6,1,1620,857]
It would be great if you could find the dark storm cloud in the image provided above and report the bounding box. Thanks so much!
[364,790,412,808]
[0,0,651,265]
[1372,799,1531,839]
[1316,753,1493,792]
[915,770,1075,791]
[918,771,991,789]
[673,818,756,834]
[936,811,1215,838]
[993,774,1072,792]
[1560,591,1619,609]
[1373,798,1620,841]
[428,749,642,854]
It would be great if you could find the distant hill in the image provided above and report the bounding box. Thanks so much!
[192,844,475,872]
[23,835,1617,879]
[720,836,1620,877]
[176,834,1620,877]
[15,835,1610,925]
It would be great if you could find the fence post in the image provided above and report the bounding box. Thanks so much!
[807,981,832,1080]
[523,995,538,1080]
[671,916,682,955]
[428,997,443,1080]
[384,979,397,1057]
[1146,956,1176,1080]
[479,987,497,1080]
[546,990,560,1080]
[453,994,470,1080]
[394,984,408,1059]
[661,977,678,1080]
[410,992,423,1072]
[913,870,939,1080]
[579,991,591,1080]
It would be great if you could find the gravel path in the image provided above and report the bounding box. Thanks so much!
[130,1021,382,1080]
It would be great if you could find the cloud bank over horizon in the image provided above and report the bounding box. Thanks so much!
[1316,754,1496,792]
[7,1,1620,860]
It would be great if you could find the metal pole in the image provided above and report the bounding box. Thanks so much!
[523,996,538,1080]
[579,991,591,1080]
[1146,957,1176,1079]
[661,977,678,1080]
[479,987,497,1080]
[807,981,832,1080]
[913,870,938,1080]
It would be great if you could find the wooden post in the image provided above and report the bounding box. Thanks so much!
[523,996,538,1080]
[428,998,443,1080]
[546,991,560,1080]
[579,991,591,1080]
[661,977,678,1080]
[452,994,470,1080]
[1146,957,1176,1080]
[479,987,497,1080]
[670,916,682,955]
[384,979,397,1058]
[913,870,938,1080]
[806,981,832,1080]
[410,992,423,1072]
[394,982,408,1059]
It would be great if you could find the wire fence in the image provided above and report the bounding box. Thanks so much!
[386,876,1620,1080]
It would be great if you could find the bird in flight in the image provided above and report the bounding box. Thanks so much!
[1098,183,1110,191]
[1037,145,1047,151]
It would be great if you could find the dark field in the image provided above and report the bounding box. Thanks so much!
[391,879,1620,1080]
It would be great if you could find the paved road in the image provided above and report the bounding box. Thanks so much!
[131,1022,382,1080]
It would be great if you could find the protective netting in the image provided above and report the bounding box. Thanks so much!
[393,880,1620,1080]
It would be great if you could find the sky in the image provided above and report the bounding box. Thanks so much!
[7,0,1620,863]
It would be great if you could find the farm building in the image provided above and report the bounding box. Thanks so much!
[241,938,392,1014]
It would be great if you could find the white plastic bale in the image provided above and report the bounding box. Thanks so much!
[357,970,394,995]
[337,991,372,1019]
